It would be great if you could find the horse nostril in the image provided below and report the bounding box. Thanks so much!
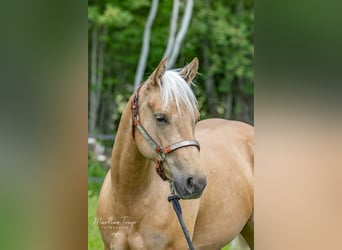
[187,177,194,187]
[185,177,195,194]
[182,176,207,197]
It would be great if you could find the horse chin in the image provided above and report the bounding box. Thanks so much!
[174,182,205,200]
[178,193,202,200]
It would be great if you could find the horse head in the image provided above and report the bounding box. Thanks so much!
[133,57,207,199]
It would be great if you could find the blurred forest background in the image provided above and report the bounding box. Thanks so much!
[88,0,254,136]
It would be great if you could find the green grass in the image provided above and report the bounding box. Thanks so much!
[88,154,108,250]
[222,244,231,250]
[88,191,104,250]
[88,155,231,250]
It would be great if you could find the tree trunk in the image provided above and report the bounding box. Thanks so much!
[225,92,233,119]
[225,77,239,120]
[163,0,180,59]
[235,78,244,121]
[89,25,98,134]
[96,26,107,102]
[202,39,219,116]
[89,25,107,135]
[134,0,159,88]
[167,0,194,69]
[235,0,244,15]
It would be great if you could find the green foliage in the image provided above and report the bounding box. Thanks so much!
[88,6,100,23]
[89,157,107,178]
[88,191,103,249]
[88,4,133,27]
[221,244,231,250]
[89,0,254,133]
[88,153,107,249]
[101,5,133,27]
[88,153,108,196]
[186,0,254,121]
[121,0,150,10]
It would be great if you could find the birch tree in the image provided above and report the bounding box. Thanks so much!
[135,0,194,88]
[89,7,99,135]
[88,4,133,134]
[166,0,194,69]
[89,23,108,135]
[134,0,159,88]
[163,0,180,60]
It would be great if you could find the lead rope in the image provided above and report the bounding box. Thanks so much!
[168,182,195,250]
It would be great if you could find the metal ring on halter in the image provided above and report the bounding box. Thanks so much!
[157,151,167,162]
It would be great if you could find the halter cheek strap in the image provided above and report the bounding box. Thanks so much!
[131,85,200,181]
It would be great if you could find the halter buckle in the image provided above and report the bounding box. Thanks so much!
[169,181,176,195]
[157,150,167,162]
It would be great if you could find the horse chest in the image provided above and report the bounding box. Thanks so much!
[127,232,146,249]
[107,230,168,250]
[109,231,147,250]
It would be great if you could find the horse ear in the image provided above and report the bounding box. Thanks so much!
[149,58,167,86]
[179,57,199,84]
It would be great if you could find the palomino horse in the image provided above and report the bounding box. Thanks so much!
[97,58,254,250]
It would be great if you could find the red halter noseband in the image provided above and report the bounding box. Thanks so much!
[131,84,200,181]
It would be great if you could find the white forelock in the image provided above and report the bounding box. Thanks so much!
[159,70,198,116]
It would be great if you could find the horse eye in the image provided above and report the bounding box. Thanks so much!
[154,113,168,124]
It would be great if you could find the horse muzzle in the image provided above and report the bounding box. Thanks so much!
[174,175,207,199]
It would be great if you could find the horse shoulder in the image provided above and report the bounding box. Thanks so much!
[193,118,254,249]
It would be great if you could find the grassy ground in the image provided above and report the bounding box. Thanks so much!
[88,156,231,250]
[88,154,107,250]
[89,192,104,249]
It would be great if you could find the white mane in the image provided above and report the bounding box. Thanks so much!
[159,70,198,117]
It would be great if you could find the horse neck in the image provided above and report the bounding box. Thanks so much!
[110,99,155,199]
